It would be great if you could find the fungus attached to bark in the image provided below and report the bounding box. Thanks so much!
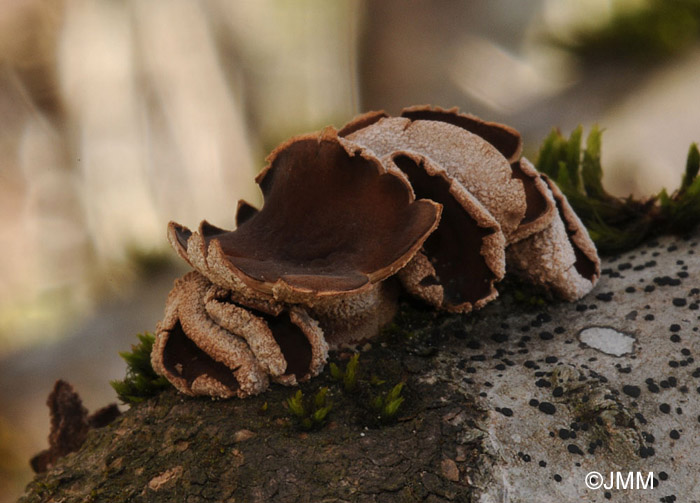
[506,176,601,301]
[30,380,89,473]
[309,278,400,347]
[341,107,598,302]
[507,157,557,243]
[234,200,258,227]
[168,128,441,305]
[153,105,601,401]
[388,152,505,312]
[151,272,328,399]
[544,176,600,287]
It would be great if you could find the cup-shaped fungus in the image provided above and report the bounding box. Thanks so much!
[153,105,601,400]
[200,199,404,348]
[167,127,441,306]
[343,110,527,239]
[343,107,554,311]
[342,106,599,306]
[398,106,559,243]
[400,105,523,163]
[399,106,560,244]
[506,176,601,301]
[151,272,329,399]
[154,128,443,397]
[384,152,505,312]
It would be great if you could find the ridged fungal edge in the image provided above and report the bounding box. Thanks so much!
[152,106,601,399]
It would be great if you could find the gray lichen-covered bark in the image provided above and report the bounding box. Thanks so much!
[21,229,700,502]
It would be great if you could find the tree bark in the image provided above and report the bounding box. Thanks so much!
[20,229,700,502]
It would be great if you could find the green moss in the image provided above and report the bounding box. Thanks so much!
[551,0,700,65]
[110,333,171,404]
[285,349,412,431]
[537,126,700,254]
[329,353,360,393]
[33,480,60,498]
[495,274,553,307]
[286,387,333,431]
[369,382,406,424]
[333,353,409,427]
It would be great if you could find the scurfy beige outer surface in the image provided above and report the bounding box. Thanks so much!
[506,176,601,301]
[151,272,328,399]
[346,115,526,238]
[152,106,601,399]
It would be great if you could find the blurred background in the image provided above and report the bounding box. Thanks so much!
[2,0,700,499]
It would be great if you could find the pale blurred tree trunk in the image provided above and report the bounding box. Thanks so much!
[357,0,540,116]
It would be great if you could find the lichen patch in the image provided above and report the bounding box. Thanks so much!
[578,326,635,356]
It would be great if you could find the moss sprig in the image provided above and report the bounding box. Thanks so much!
[110,333,171,404]
[335,353,408,426]
[369,382,406,424]
[329,353,360,393]
[536,126,700,254]
[286,387,333,431]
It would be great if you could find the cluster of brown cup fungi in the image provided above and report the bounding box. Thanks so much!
[151,106,601,399]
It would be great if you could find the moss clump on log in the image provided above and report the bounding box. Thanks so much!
[110,333,171,404]
[537,126,700,254]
